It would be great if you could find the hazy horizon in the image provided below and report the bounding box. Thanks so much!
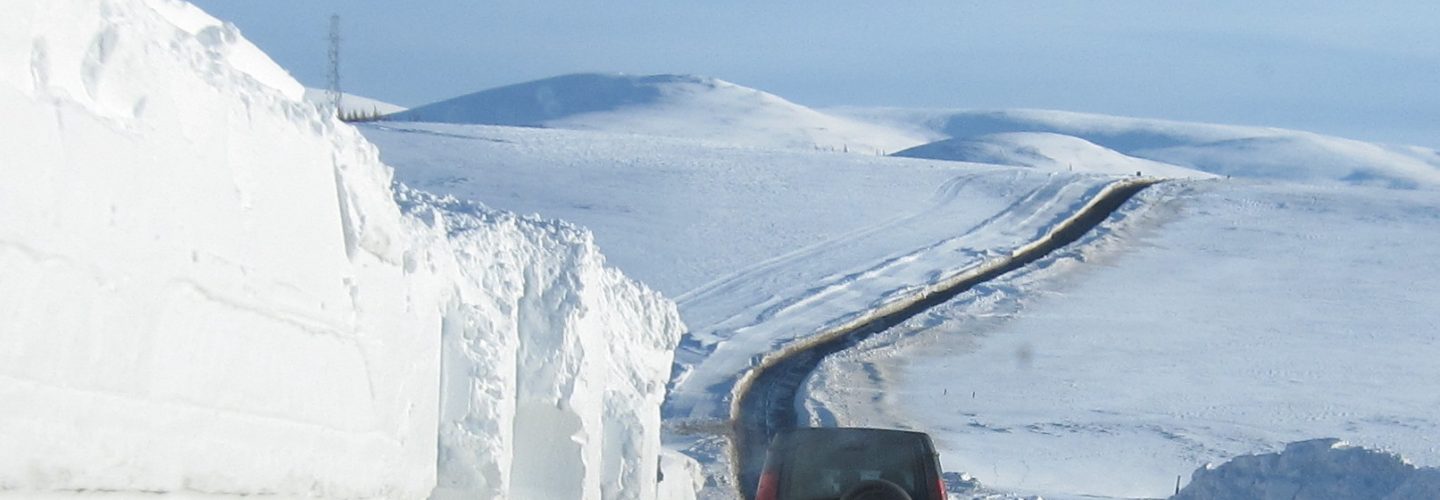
[191,0,1440,148]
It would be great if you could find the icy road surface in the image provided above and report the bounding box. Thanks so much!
[804,180,1440,499]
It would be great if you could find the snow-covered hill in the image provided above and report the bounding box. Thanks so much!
[385,73,1439,187]
[895,131,1214,179]
[2,2,682,499]
[842,107,1440,189]
[388,73,934,155]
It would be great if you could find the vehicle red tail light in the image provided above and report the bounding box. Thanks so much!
[932,474,946,500]
[755,470,779,500]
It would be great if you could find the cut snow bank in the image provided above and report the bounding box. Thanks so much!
[405,191,685,500]
[1,1,683,498]
[1175,439,1440,500]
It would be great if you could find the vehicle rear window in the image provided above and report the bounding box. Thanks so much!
[778,430,934,500]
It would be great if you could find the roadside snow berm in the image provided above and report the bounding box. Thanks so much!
[1174,439,1440,500]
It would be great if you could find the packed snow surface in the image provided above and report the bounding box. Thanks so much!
[803,180,1440,499]
[387,73,934,155]
[2,1,682,498]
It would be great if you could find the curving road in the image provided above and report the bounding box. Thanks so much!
[731,179,1158,499]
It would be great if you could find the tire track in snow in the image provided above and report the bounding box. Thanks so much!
[729,178,1159,499]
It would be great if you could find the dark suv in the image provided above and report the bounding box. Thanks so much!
[755,427,946,500]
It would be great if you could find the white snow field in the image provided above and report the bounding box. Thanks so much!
[11,2,1440,499]
[368,75,1440,500]
[358,121,1153,495]
[836,107,1440,189]
[803,180,1440,499]
[386,73,935,155]
[2,1,682,499]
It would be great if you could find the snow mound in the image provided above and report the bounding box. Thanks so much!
[388,73,932,154]
[2,1,683,498]
[895,131,1213,178]
[1175,439,1440,500]
[843,108,1440,188]
[304,87,408,115]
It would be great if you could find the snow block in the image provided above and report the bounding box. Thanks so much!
[405,193,683,500]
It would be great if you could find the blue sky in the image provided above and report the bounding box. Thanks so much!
[191,1,1440,147]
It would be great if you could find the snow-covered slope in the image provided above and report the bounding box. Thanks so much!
[304,87,408,115]
[895,131,1214,178]
[803,181,1440,498]
[842,107,1440,188]
[388,73,933,155]
[360,121,1141,495]
[2,2,681,499]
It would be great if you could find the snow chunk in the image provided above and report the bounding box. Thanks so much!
[1175,439,1440,500]
[406,191,683,500]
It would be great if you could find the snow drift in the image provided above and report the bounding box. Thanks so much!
[1175,439,1440,500]
[1,1,682,498]
[387,73,932,155]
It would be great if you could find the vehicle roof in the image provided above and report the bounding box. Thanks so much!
[772,427,936,451]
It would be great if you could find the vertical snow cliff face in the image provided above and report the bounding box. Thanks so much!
[405,194,684,500]
[0,1,683,498]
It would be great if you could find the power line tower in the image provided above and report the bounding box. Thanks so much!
[326,14,342,113]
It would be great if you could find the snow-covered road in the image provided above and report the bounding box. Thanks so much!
[803,180,1440,498]
[729,179,1157,498]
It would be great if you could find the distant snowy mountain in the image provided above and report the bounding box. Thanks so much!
[388,73,934,155]
[386,73,1440,187]
[841,107,1440,189]
[303,88,407,115]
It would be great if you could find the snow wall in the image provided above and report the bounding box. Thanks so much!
[0,1,686,498]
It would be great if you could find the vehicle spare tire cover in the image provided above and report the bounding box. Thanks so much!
[839,479,912,500]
